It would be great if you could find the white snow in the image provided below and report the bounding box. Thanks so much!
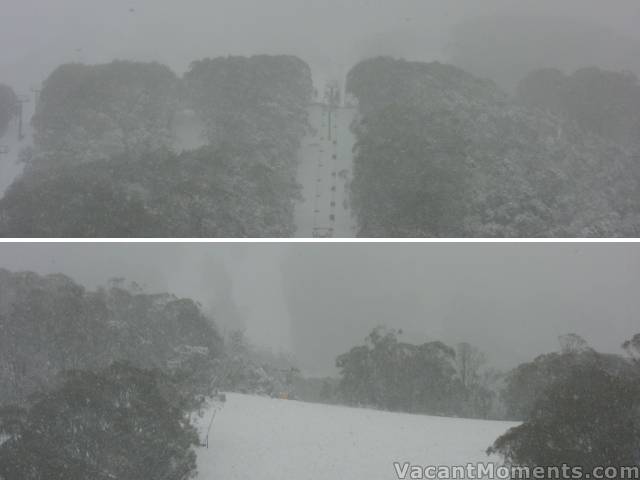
[294,103,357,237]
[195,393,517,480]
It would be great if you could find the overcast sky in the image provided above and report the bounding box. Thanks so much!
[0,243,638,376]
[2,0,640,88]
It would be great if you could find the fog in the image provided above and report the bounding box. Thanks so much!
[0,243,638,376]
[2,0,640,89]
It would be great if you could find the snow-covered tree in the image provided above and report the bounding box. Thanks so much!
[336,327,476,416]
[31,61,181,168]
[0,144,300,237]
[0,269,222,406]
[489,360,640,469]
[501,336,634,421]
[184,55,312,176]
[0,363,199,480]
[518,67,640,149]
[347,57,640,237]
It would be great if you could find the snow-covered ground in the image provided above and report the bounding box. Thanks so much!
[294,103,357,237]
[195,393,517,480]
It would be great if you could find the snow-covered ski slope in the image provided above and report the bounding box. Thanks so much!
[294,103,357,237]
[196,393,517,480]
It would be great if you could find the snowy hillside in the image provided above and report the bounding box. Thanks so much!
[196,393,517,480]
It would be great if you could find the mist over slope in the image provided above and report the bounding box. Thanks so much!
[2,1,640,89]
[449,15,640,91]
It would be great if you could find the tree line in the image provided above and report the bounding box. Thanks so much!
[330,327,499,419]
[0,268,305,479]
[517,67,640,150]
[0,56,313,237]
[346,57,640,237]
[0,270,222,407]
[0,269,256,479]
[2,268,639,475]
[489,333,640,471]
[332,327,640,471]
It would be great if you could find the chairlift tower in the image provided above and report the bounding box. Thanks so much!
[325,83,340,141]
